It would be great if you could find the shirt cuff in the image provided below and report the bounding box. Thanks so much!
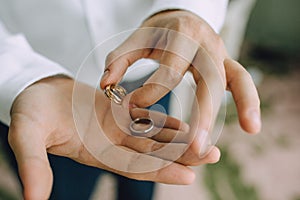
[0,34,73,125]
[147,0,228,33]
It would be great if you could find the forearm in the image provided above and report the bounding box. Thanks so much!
[0,33,72,125]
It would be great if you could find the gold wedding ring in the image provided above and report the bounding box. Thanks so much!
[104,84,127,105]
[104,84,154,136]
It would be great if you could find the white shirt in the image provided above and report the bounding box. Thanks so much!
[0,0,228,125]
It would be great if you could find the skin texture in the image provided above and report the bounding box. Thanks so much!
[8,10,261,200]
[9,77,220,200]
[100,10,261,135]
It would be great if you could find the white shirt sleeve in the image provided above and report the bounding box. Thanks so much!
[0,22,73,126]
[147,0,228,33]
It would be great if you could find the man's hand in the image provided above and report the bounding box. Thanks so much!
[8,76,220,199]
[100,10,261,138]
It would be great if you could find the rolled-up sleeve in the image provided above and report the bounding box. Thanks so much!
[0,32,72,125]
[147,0,228,33]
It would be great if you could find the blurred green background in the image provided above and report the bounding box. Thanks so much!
[203,1,300,200]
[246,0,300,55]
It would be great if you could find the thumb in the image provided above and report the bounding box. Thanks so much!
[8,117,53,200]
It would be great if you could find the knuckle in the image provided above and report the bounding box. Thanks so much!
[176,16,192,29]
[142,140,156,153]
[166,69,183,82]
[214,35,225,48]
[105,51,119,66]
[179,19,199,37]
[150,142,164,152]
[77,143,88,160]
[132,93,152,108]
[132,84,162,107]
[7,131,16,149]
[168,14,199,36]
[237,66,252,80]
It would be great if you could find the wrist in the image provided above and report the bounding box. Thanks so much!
[35,74,72,84]
[145,9,191,22]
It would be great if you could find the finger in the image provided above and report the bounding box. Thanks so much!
[101,49,150,88]
[8,117,52,200]
[136,161,195,185]
[129,63,184,108]
[72,125,211,183]
[128,108,191,142]
[176,146,221,166]
[78,142,195,185]
[188,48,225,157]
[224,58,261,134]
[100,29,153,89]
[122,135,186,159]
[151,128,190,143]
[130,107,189,132]
[113,152,196,185]
[129,30,198,108]
[122,134,220,166]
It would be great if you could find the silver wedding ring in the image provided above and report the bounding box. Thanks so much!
[129,117,154,136]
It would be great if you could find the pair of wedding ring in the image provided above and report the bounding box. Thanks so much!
[104,84,154,136]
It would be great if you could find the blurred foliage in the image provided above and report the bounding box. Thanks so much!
[204,147,259,200]
[240,0,300,76]
[0,187,18,200]
[252,142,265,155]
[293,196,300,200]
[203,1,298,199]
[246,0,300,55]
[240,43,299,76]
[275,134,291,148]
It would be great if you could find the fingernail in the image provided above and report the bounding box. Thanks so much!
[101,69,110,80]
[198,130,211,157]
[248,109,262,133]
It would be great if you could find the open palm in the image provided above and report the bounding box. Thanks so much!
[8,76,219,199]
